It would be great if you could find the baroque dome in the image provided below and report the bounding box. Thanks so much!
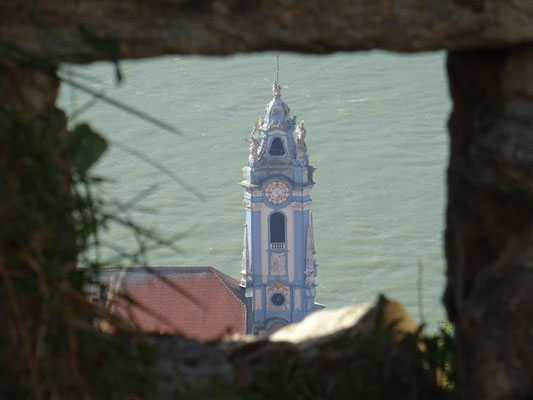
[262,81,294,130]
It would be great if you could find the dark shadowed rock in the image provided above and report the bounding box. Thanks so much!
[144,296,448,399]
[1,0,533,63]
[446,46,533,399]
[2,1,533,398]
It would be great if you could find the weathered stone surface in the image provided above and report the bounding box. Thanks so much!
[0,61,74,287]
[270,299,418,346]
[445,46,533,399]
[146,296,446,399]
[1,0,533,63]
[146,335,234,398]
[270,303,373,343]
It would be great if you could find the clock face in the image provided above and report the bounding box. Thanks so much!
[265,181,290,204]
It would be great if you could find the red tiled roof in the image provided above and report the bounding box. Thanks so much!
[100,266,246,341]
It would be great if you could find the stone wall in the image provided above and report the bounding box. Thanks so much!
[1,1,533,62]
[446,47,533,399]
[2,1,533,398]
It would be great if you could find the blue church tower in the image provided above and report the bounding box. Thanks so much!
[240,81,318,336]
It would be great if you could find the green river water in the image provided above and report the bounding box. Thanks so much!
[58,50,450,329]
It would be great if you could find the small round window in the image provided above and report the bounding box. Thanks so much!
[271,293,286,306]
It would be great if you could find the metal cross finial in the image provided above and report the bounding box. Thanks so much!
[275,53,280,83]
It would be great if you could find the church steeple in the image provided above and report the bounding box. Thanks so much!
[240,79,318,336]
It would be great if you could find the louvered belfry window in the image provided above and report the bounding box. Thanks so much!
[269,138,285,156]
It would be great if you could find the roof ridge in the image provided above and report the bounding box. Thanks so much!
[209,268,247,331]
[210,267,240,285]
[97,266,215,275]
[98,265,214,269]
[98,266,247,337]
[210,268,242,300]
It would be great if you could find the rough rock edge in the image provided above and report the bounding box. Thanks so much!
[1,0,533,63]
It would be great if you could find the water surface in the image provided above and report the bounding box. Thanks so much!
[58,51,450,329]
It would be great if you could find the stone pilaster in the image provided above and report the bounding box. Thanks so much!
[445,46,533,399]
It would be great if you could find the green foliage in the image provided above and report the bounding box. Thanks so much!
[66,123,108,176]
[430,320,456,390]
[0,41,191,399]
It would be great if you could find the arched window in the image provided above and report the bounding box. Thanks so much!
[270,212,285,243]
[269,138,285,156]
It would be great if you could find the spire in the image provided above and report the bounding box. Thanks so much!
[275,53,280,84]
[272,80,282,99]
[240,224,250,287]
[264,80,290,129]
[272,54,281,98]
